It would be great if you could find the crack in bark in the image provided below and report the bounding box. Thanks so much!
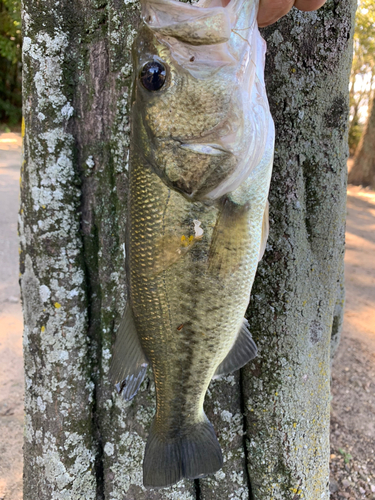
[240,368,254,500]
[95,430,105,500]
[81,226,106,500]
[80,181,105,499]
[195,478,201,500]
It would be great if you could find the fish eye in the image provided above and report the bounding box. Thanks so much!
[140,61,167,92]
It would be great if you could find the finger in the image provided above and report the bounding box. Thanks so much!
[257,0,326,28]
[294,0,326,11]
[257,0,294,28]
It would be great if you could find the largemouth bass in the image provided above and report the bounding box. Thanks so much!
[110,0,274,488]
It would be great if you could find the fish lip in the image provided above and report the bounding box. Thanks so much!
[178,142,231,156]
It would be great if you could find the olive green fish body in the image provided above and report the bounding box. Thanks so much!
[110,0,274,488]
[127,144,271,486]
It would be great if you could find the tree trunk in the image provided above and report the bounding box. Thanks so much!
[348,98,375,189]
[20,0,355,499]
[242,4,355,498]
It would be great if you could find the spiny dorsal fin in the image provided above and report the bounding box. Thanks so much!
[213,318,257,378]
[109,302,148,401]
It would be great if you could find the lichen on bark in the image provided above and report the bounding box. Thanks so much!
[21,1,97,498]
[243,2,356,499]
[21,0,355,499]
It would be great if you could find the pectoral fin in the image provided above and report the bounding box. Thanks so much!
[258,200,269,262]
[213,318,257,378]
[109,302,148,401]
[208,197,250,277]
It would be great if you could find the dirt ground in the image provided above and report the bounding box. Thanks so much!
[0,134,374,499]
[0,133,24,500]
[330,185,375,500]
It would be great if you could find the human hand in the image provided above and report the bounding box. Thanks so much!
[257,0,327,27]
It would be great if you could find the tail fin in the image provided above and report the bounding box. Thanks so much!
[143,418,223,488]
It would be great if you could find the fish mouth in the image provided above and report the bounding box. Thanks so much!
[178,143,231,156]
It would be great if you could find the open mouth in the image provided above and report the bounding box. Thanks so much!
[178,143,230,156]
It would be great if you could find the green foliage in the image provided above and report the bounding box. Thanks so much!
[0,0,22,126]
[353,0,375,77]
[348,0,375,156]
[338,448,353,464]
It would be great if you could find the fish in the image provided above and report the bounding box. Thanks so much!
[109,0,275,488]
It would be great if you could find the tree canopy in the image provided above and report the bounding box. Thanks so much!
[349,0,375,154]
[0,0,22,126]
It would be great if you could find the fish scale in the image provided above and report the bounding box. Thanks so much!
[128,139,271,473]
[109,0,274,488]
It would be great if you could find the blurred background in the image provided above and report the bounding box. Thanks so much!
[0,1,374,499]
[0,0,21,132]
[349,0,374,157]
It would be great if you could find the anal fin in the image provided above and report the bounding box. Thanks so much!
[109,302,148,401]
[214,318,257,378]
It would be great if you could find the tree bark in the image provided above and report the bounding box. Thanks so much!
[242,4,355,498]
[20,0,355,499]
[348,98,375,189]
